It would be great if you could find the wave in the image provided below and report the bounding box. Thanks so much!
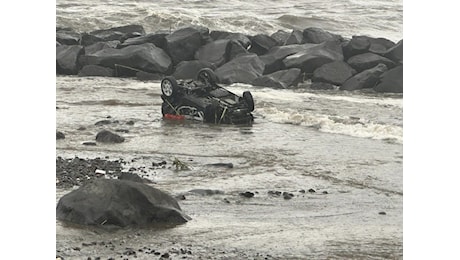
[56,0,403,41]
[256,106,403,144]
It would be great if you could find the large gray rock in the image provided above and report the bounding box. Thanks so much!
[56,179,190,228]
[347,52,396,72]
[342,36,371,59]
[56,28,80,45]
[96,130,125,143]
[374,65,403,93]
[252,68,302,89]
[341,63,388,91]
[226,40,250,61]
[248,34,278,55]
[215,53,265,84]
[270,30,291,46]
[56,45,85,75]
[283,40,344,73]
[365,36,396,55]
[117,32,168,50]
[195,39,230,67]
[165,26,210,64]
[312,61,356,85]
[84,41,119,55]
[260,43,316,74]
[210,31,251,49]
[80,43,172,76]
[384,39,403,64]
[172,60,215,80]
[285,30,304,45]
[302,27,343,44]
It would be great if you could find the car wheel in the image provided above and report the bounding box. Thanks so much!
[161,77,178,97]
[243,91,254,112]
[197,68,218,86]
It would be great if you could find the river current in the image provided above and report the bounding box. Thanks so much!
[56,0,403,258]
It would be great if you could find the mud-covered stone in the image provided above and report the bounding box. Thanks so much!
[56,179,191,227]
[96,130,125,143]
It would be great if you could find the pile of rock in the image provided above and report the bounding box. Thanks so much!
[56,24,402,93]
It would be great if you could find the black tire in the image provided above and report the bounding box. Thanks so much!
[197,68,218,86]
[161,76,178,97]
[243,91,255,112]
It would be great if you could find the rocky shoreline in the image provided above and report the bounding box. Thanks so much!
[57,24,402,93]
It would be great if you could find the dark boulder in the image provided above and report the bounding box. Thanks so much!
[84,41,119,55]
[96,130,125,143]
[80,25,146,46]
[365,36,396,55]
[172,60,215,80]
[56,45,85,75]
[342,36,371,60]
[56,131,65,140]
[214,53,265,84]
[285,30,304,45]
[195,39,230,67]
[248,34,278,55]
[78,65,114,77]
[374,65,403,93]
[270,30,291,45]
[341,63,388,91]
[260,43,316,74]
[226,40,250,61]
[56,179,190,227]
[302,27,343,44]
[384,39,403,64]
[80,43,172,76]
[210,31,251,49]
[117,32,168,50]
[283,40,344,73]
[56,29,80,45]
[165,26,210,64]
[252,68,302,89]
[347,52,396,72]
[312,61,356,85]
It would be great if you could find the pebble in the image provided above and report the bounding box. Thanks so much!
[308,188,316,193]
[283,192,294,199]
[379,211,386,215]
[240,191,254,198]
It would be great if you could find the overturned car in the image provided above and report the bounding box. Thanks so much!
[160,68,255,125]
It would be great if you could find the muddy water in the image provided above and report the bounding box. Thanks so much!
[56,76,402,259]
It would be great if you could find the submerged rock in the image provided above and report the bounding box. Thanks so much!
[56,179,190,227]
[96,130,125,143]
